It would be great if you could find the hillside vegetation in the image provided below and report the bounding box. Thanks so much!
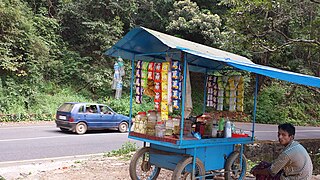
[0,0,319,125]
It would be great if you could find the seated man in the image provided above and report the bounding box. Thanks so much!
[251,123,313,179]
[86,107,93,113]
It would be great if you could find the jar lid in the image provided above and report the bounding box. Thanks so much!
[138,112,146,115]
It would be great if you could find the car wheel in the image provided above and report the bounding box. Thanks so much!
[75,122,87,135]
[60,127,69,132]
[118,122,128,133]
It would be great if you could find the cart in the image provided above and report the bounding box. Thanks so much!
[105,27,320,180]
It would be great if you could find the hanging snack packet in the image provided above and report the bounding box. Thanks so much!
[155,62,162,72]
[154,72,161,82]
[147,62,155,80]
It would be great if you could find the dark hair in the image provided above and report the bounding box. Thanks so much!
[278,123,295,136]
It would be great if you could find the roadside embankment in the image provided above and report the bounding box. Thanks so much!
[245,139,320,174]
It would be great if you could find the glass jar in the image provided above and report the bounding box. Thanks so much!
[155,122,165,137]
[135,112,146,133]
[165,118,174,135]
[147,110,157,123]
[172,117,180,134]
[156,111,161,122]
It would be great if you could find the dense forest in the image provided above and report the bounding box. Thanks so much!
[0,0,319,125]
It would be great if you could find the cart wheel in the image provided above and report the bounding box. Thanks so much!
[129,147,161,180]
[172,157,205,180]
[224,151,247,180]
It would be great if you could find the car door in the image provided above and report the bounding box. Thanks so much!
[74,104,86,121]
[99,105,118,128]
[84,104,102,128]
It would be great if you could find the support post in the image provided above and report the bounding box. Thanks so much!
[128,55,135,132]
[252,74,259,139]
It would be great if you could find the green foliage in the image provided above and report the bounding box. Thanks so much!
[167,0,222,46]
[103,94,154,117]
[221,0,320,77]
[58,0,124,57]
[315,151,320,169]
[104,141,138,160]
[246,81,320,125]
[0,80,92,121]
[246,159,258,172]
[255,82,287,124]
[0,113,54,122]
[0,0,318,126]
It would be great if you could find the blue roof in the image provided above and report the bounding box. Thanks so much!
[105,26,320,88]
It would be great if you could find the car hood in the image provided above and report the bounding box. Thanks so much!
[117,114,130,121]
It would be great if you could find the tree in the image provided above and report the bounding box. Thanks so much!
[221,0,320,77]
[166,0,222,47]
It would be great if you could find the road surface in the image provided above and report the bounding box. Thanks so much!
[0,121,319,163]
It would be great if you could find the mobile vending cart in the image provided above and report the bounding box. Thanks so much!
[105,27,320,180]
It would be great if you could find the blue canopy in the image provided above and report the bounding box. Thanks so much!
[105,26,320,88]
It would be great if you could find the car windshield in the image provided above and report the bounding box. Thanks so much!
[58,103,75,112]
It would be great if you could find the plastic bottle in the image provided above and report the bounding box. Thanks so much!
[211,124,218,137]
[231,122,236,133]
[218,117,225,131]
[118,57,125,76]
[224,118,232,138]
[112,62,120,90]
[115,80,123,99]
[111,79,117,90]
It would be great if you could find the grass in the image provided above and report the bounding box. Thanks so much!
[104,141,138,160]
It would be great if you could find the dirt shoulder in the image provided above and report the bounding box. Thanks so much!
[1,155,319,180]
[0,154,174,180]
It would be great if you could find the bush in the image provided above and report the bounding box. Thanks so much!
[249,81,320,126]
[103,94,154,117]
[104,141,138,160]
[0,82,94,121]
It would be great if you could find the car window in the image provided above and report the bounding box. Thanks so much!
[78,105,85,113]
[86,104,98,113]
[58,103,75,112]
[100,105,113,114]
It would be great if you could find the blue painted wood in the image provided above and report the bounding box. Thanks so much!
[193,145,234,171]
[128,135,252,149]
[149,143,235,171]
[149,144,186,171]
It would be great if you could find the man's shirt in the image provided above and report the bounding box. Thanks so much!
[270,140,313,180]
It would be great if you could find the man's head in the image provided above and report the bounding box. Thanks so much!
[278,123,295,146]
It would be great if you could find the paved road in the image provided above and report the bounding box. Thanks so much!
[235,122,320,140]
[0,123,143,162]
[0,122,320,163]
